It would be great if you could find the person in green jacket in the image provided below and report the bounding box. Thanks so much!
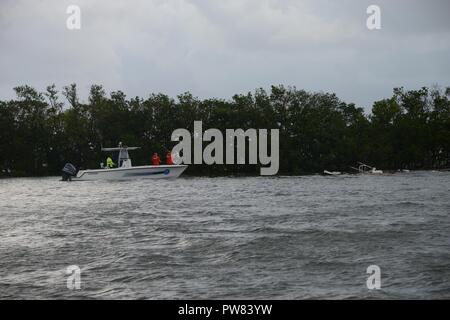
[106,156,115,168]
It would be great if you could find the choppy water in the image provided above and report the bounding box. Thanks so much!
[0,171,449,299]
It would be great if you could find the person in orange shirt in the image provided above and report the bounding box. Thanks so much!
[152,153,161,166]
[166,151,174,165]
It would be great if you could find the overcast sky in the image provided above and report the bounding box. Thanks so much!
[0,0,449,110]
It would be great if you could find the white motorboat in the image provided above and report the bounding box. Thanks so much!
[370,167,383,174]
[62,143,188,181]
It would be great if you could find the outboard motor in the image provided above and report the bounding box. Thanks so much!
[62,163,77,181]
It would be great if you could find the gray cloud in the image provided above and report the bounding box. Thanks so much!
[0,0,449,109]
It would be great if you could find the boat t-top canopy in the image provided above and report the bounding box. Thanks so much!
[101,147,140,152]
[101,142,140,168]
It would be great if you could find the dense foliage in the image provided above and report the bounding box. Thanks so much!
[0,84,449,176]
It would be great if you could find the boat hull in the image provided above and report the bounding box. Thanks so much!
[74,165,188,181]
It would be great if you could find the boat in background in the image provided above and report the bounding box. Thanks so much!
[324,170,342,176]
[62,143,187,181]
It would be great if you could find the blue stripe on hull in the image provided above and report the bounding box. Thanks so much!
[124,169,170,176]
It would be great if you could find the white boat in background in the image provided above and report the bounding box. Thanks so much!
[350,162,383,175]
[62,143,187,181]
[324,170,342,176]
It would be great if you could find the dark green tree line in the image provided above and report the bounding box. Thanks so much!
[0,84,449,176]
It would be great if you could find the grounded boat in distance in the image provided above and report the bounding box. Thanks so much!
[350,162,383,175]
[62,143,187,181]
[324,170,342,176]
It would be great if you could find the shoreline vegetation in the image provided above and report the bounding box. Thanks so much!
[0,84,449,177]
[2,168,450,180]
